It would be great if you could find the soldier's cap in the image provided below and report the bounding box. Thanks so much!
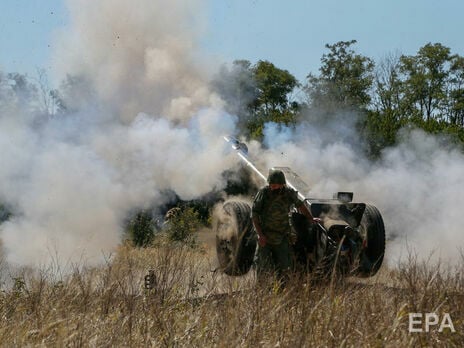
[267,169,286,185]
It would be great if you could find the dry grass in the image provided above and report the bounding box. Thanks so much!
[0,241,463,347]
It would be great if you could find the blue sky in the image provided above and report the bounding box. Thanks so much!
[0,0,66,75]
[1,0,463,82]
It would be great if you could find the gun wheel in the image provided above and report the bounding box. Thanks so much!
[358,204,386,277]
[214,200,256,276]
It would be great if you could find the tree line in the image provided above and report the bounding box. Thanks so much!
[213,40,464,157]
[3,40,463,159]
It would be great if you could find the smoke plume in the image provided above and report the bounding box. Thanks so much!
[0,0,237,267]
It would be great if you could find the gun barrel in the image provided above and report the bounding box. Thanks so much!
[236,151,267,183]
[224,136,267,183]
[224,136,308,202]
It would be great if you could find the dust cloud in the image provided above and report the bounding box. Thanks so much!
[0,0,237,267]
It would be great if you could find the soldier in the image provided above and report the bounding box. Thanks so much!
[251,169,319,282]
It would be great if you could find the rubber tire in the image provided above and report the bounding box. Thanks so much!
[358,205,385,277]
[214,201,256,276]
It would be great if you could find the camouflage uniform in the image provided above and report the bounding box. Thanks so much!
[251,185,303,277]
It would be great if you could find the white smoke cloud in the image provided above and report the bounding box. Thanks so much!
[0,0,237,267]
[1,0,462,270]
[53,0,215,123]
[256,121,464,265]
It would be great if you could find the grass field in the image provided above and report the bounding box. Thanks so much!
[0,237,463,347]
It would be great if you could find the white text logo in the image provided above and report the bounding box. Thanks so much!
[409,313,455,333]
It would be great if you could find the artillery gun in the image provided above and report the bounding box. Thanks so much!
[215,136,385,278]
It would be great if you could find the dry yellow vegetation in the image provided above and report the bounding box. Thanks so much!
[0,241,462,347]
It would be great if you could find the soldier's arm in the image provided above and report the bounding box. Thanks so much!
[251,190,267,246]
[251,216,263,237]
[252,216,267,247]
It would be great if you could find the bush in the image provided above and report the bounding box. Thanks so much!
[164,207,201,246]
[126,210,156,247]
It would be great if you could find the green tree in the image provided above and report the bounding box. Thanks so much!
[447,55,464,126]
[248,60,299,138]
[367,53,407,156]
[368,44,464,155]
[400,43,452,121]
[305,40,374,112]
[252,61,298,117]
[211,60,258,133]
[373,53,404,118]
[212,60,299,140]
[126,210,156,247]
